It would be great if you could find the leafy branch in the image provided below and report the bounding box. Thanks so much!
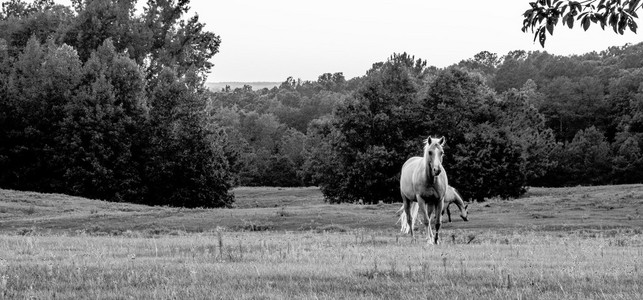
[522,0,642,47]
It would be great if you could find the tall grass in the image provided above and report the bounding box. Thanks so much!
[1,230,641,299]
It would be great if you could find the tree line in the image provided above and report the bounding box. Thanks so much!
[211,46,643,203]
[1,0,642,207]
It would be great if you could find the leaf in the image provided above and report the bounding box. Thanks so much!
[547,19,555,34]
[539,27,547,47]
[599,14,607,29]
[572,2,583,12]
[618,15,628,34]
[628,19,638,33]
[567,14,575,28]
[609,13,619,33]
[582,17,591,31]
[554,0,565,10]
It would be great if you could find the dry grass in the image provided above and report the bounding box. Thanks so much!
[0,185,642,298]
[0,230,641,299]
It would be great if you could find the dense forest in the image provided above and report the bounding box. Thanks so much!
[1,0,643,206]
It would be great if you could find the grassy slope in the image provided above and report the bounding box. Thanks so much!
[1,185,642,299]
[0,184,642,234]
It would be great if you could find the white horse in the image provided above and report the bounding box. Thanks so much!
[398,136,448,244]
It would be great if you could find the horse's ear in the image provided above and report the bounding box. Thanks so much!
[439,136,446,146]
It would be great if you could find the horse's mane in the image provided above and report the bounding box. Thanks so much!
[423,137,444,151]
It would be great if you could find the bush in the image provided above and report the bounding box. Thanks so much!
[451,124,526,201]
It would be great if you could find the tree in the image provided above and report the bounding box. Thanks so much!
[208,106,248,186]
[323,53,429,203]
[498,81,557,185]
[59,39,146,201]
[551,126,612,185]
[611,133,643,183]
[458,50,500,76]
[301,116,345,199]
[522,0,641,47]
[422,68,497,146]
[0,36,71,191]
[0,0,233,207]
[423,69,553,200]
[493,51,537,92]
[539,76,607,141]
[451,124,526,201]
[144,68,234,207]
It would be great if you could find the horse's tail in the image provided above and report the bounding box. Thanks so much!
[397,202,419,234]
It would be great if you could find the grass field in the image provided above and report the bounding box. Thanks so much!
[1,185,642,299]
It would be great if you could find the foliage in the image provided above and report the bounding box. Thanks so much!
[422,69,555,201]
[4,0,643,204]
[522,0,641,47]
[316,53,430,203]
[143,68,234,207]
[451,124,526,201]
[308,59,555,202]
[497,82,558,185]
[543,126,612,186]
[301,117,345,199]
[208,72,355,187]
[0,0,232,207]
[59,39,146,201]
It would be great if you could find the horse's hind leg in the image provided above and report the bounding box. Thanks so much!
[441,203,452,223]
[402,196,415,241]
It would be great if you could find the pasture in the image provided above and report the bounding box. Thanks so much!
[1,185,642,299]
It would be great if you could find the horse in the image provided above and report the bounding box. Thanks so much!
[443,186,469,223]
[397,185,468,232]
[398,136,448,244]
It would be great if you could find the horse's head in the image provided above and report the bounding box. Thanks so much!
[460,204,469,221]
[424,136,445,177]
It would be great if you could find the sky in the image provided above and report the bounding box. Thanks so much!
[54,0,642,83]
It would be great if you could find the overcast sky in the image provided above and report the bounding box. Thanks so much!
[57,0,642,82]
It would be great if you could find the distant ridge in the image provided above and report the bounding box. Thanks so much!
[206,82,281,91]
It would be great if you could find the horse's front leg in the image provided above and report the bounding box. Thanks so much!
[434,198,444,244]
[417,196,434,244]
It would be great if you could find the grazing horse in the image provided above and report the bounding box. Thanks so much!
[398,185,468,231]
[443,186,469,223]
[398,136,448,244]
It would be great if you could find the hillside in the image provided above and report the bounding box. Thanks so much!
[0,185,642,235]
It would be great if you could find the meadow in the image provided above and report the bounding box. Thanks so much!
[1,185,642,299]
